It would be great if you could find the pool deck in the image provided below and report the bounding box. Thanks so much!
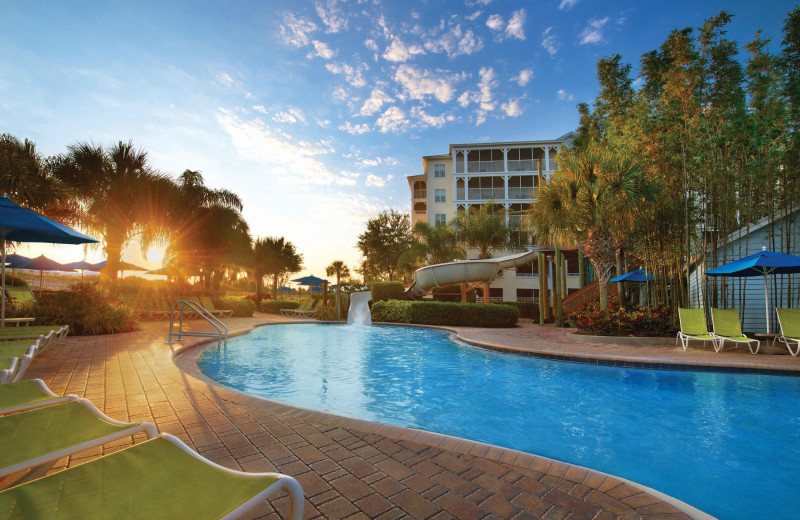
[22,314,792,520]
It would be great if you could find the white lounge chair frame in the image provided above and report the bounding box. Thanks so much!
[0,379,80,415]
[710,308,761,354]
[0,398,158,487]
[159,433,304,520]
[776,310,800,357]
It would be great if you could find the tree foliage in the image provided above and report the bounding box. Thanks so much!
[252,236,303,303]
[453,202,512,259]
[356,210,413,281]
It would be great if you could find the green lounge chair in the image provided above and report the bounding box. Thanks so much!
[711,307,760,354]
[0,379,78,415]
[0,328,62,352]
[0,434,304,520]
[0,399,157,487]
[281,298,311,316]
[5,285,36,304]
[200,296,233,318]
[676,308,718,351]
[0,356,29,384]
[776,308,800,357]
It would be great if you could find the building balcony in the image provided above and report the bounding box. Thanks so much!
[413,189,427,199]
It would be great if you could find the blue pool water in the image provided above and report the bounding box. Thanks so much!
[198,323,800,520]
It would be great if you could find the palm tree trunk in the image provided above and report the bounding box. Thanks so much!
[103,226,125,281]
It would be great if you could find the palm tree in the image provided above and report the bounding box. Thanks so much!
[165,170,250,289]
[0,134,76,222]
[525,145,657,309]
[326,260,350,285]
[252,236,303,303]
[453,202,512,259]
[54,141,175,280]
[412,221,464,265]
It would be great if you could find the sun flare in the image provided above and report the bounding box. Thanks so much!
[146,247,164,264]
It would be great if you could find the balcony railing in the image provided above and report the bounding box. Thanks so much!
[507,159,536,172]
[508,187,537,199]
[413,190,427,199]
[414,209,426,215]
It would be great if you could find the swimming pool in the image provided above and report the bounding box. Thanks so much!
[198,323,800,520]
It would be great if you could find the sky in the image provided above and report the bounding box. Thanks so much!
[0,0,794,279]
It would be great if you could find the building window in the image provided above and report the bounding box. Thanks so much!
[433,164,446,178]
[434,214,447,225]
[434,189,446,203]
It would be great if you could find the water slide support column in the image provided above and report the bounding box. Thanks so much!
[554,246,563,327]
[483,282,490,304]
[543,256,550,320]
[578,251,585,289]
[461,282,467,303]
[538,253,545,325]
[561,252,568,301]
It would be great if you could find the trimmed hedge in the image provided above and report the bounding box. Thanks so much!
[216,297,255,317]
[371,281,406,302]
[372,300,518,328]
[492,301,539,319]
[260,299,299,314]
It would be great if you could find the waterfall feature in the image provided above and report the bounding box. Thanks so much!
[347,291,372,325]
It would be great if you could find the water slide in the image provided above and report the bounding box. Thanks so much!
[406,248,543,299]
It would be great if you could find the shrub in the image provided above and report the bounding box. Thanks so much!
[315,304,339,321]
[568,302,676,337]
[371,281,406,302]
[6,283,137,335]
[371,300,412,323]
[493,301,539,319]
[215,297,255,317]
[372,300,517,328]
[261,299,299,314]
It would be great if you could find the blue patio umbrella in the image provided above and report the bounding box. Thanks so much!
[0,194,97,326]
[16,255,75,291]
[4,253,30,267]
[706,248,800,333]
[94,259,148,275]
[65,260,100,279]
[291,275,328,286]
[609,269,654,283]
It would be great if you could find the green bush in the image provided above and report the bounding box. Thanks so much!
[371,300,412,323]
[6,283,137,335]
[492,301,539,319]
[315,304,339,321]
[215,297,255,317]
[371,281,406,302]
[568,299,676,336]
[260,299,299,314]
[372,300,517,327]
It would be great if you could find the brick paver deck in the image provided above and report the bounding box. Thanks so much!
[21,316,711,520]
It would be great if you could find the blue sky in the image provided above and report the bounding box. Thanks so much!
[0,0,794,278]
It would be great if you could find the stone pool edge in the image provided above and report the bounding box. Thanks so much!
[172,320,715,520]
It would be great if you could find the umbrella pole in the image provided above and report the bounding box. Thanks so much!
[1,239,5,327]
[764,273,770,334]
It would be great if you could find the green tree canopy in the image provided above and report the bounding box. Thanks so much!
[326,260,350,285]
[453,202,512,259]
[356,210,413,281]
[252,236,303,302]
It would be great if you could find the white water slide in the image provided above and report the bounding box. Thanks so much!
[406,248,543,299]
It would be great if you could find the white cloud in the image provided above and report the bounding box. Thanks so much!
[331,86,348,102]
[364,39,378,51]
[376,106,410,133]
[366,174,389,187]
[465,11,482,21]
[359,89,393,116]
[317,119,331,128]
[506,10,526,40]
[501,99,523,117]
[310,40,335,59]
[253,105,268,114]
[458,67,497,125]
[579,17,609,45]
[382,37,425,62]
[542,27,559,56]
[559,0,578,10]
[557,89,574,101]
[217,108,355,186]
[356,156,400,168]
[486,14,504,31]
[411,107,456,128]
[315,0,348,33]
[339,121,370,134]
[393,65,455,103]
[279,13,318,48]
[272,107,306,124]
[325,61,369,88]
[217,72,240,87]
[513,69,533,86]
[423,25,483,58]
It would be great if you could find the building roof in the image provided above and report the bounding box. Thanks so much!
[447,131,575,153]
[422,154,451,160]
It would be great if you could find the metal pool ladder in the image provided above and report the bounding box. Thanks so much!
[168,300,228,347]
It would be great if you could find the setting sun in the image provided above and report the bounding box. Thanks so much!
[146,247,164,264]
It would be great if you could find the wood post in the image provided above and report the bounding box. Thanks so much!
[554,247,563,327]
[561,251,567,301]
[538,252,545,325]
[323,280,328,307]
[578,252,585,289]
[461,282,467,303]
[542,256,550,320]
[483,282,490,304]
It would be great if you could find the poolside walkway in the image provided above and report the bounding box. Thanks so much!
[22,316,714,520]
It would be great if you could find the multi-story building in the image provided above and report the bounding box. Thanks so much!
[407,133,588,303]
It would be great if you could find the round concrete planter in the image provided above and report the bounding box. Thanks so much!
[566,332,674,346]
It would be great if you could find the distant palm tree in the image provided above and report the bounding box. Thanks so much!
[55,141,176,280]
[252,236,303,303]
[412,222,464,265]
[453,202,511,259]
[326,260,350,285]
[525,145,657,309]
